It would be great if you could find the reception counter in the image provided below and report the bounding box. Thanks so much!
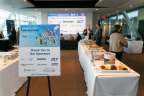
[0,50,26,96]
[78,40,140,96]
[124,40,143,54]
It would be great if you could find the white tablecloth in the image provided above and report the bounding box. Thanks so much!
[124,40,143,54]
[0,59,27,96]
[78,41,140,96]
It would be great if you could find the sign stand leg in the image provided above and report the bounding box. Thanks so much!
[25,77,52,96]
[26,77,31,96]
[47,76,52,96]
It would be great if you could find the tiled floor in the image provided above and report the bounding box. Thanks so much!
[122,53,144,96]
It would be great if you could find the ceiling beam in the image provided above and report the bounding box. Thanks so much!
[27,0,100,8]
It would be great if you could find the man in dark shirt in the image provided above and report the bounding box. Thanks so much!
[95,23,102,46]
[83,25,93,39]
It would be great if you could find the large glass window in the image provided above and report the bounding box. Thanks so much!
[108,10,139,39]
[0,9,37,39]
[0,9,11,18]
[127,10,138,18]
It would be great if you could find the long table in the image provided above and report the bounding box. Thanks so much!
[0,54,26,96]
[78,41,140,96]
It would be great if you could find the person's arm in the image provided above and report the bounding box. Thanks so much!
[120,35,128,47]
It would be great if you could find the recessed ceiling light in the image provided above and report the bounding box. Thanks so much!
[129,4,133,8]
[96,9,99,11]
[34,9,38,11]
[64,8,68,11]
[95,0,103,5]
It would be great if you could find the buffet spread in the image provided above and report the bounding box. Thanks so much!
[0,48,26,96]
[0,49,18,68]
[78,40,140,96]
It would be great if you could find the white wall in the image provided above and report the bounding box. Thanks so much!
[41,10,48,24]
[85,12,93,29]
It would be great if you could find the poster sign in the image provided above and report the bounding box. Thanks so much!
[19,25,60,77]
[48,12,86,34]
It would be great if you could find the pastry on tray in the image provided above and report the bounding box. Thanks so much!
[89,44,99,48]
[99,65,128,71]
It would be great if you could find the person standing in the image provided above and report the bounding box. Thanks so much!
[95,23,102,46]
[83,25,93,40]
[0,31,4,39]
[60,33,64,40]
[109,25,127,61]
[16,28,20,44]
[9,27,17,44]
[76,32,82,42]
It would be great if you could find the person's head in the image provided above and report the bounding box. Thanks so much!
[95,23,100,29]
[113,24,122,33]
[60,33,63,36]
[17,27,20,31]
[77,32,80,36]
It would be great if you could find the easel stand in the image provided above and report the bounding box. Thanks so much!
[26,76,52,96]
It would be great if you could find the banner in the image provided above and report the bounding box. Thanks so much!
[19,25,60,77]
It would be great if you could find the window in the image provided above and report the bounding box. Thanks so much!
[0,9,37,38]
[127,10,138,18]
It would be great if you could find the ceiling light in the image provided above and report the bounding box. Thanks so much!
[129,4,133,8]
[98,0,103,3]
[96,0,103,6]
[95,9,99,11]
[64,8,68,11]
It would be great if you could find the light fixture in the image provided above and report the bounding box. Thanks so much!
[129,4,133,8]
[96,8,99,11]
[64,8,68,11]
[34,9,38,11]
[95,0,103,6]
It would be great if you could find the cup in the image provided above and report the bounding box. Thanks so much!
[104,52,115,64]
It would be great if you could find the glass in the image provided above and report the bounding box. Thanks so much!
[91,50,104,60]
[104,52,115,65]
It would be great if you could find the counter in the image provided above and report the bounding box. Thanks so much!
[124,40,143,54]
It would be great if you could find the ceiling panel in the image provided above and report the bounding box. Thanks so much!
[27,0,100,8]
[95,0,144,16]
[0,0,144,16]
[96,0,130,8]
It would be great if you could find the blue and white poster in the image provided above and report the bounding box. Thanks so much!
[19,25,60,77]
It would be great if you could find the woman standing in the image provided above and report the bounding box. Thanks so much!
[109,25,127,61]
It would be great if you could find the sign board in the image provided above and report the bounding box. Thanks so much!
[19,25,60,77]
[48,12,86,34]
